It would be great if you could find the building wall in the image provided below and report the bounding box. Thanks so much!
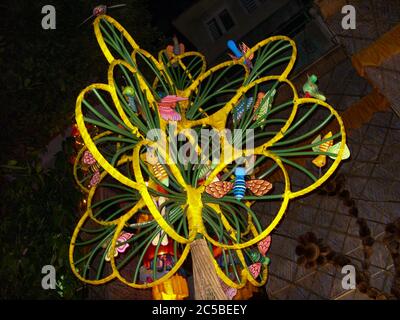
[173,0,293,62]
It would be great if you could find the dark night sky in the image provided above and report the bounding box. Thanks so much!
[1,0,202,161]
[147,0,199,49]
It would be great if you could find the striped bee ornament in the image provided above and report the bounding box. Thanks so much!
[233,167,247,200]
[205,166,273,200]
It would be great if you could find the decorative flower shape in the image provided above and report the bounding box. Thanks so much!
[69,15,347,293]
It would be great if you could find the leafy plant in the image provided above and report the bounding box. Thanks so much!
[0,138,85,299]
[0,0,165,299]
[0,0,164,164]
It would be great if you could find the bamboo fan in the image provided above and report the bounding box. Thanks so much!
[69,14,348,301]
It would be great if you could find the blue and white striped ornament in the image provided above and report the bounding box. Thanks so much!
[233,167,247,200]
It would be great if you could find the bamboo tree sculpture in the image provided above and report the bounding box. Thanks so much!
[69,15,348,300]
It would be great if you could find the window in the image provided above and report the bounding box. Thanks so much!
[218,9,235,31]
[240,0,258,14]
[206,18,223,40]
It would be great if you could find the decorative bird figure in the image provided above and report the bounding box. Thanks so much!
[303,74,326,101]
[158,95,187,121]
[227,40,254,69]
[122,86,137,112]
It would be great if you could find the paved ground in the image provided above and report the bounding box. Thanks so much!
[262,64,400,298]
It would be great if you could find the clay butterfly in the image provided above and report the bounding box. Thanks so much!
[104,231,134,261]
[218,278,237,300]
[82,150,101,188]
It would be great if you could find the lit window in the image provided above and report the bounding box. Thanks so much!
[218,9,235,31]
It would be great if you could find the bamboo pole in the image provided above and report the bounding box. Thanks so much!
[190,238,227,300]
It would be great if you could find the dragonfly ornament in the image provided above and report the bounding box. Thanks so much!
[79,4,127,27]
[227,40,254,69]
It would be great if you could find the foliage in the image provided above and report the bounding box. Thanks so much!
[0,0,164,163]
[0,138,85,299]
[0,0,164,298]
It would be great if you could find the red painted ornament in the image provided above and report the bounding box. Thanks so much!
[156,185,168,194]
